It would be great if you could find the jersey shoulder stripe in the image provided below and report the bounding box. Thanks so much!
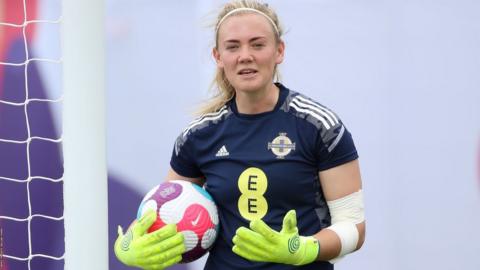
[283,91,345,152]
[285,92,341,130]
[182,105,230,137]
[293,95,339,126]
[175,106,231,156]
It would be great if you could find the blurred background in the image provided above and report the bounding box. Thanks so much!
[1,0,479,269]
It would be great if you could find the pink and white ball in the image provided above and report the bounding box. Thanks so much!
[137,180,219,263]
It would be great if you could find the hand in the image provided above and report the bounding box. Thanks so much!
[232,210,319,266]
[114,210,186,270]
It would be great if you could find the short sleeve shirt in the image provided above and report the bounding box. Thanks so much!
[170,83,358,269]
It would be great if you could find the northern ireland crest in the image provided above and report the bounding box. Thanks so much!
[268,133,296,159]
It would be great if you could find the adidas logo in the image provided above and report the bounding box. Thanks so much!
[215,145,229,157]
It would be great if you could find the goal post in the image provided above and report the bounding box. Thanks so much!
[62,0,108,269]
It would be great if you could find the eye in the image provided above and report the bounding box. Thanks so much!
[226,44,239,50]
[252,43,265,49]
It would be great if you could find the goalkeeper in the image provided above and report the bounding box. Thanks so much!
[115,0,365,269]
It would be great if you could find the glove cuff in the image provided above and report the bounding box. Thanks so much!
[296,236,320,265]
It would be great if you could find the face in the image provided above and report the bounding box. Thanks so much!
[213,12,285,94]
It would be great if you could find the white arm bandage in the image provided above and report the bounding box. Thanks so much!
[326,189,365,262]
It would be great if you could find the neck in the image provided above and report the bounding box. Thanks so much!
[235,83,279,114]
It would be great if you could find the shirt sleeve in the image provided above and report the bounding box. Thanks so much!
[169,132,203,178]
[316,119,359,171]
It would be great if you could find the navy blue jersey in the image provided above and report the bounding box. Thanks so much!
[170,83,358,269]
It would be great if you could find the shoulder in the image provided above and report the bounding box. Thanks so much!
[182,105,232,138]
[280,86,355,155]
[280,87,342,132]
[174,105,232,154]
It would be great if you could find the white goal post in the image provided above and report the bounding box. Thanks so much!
[62,0,108,269]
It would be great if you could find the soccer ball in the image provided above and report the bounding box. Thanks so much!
[137,180,219,263]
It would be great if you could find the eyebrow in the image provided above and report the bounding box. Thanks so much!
[223,36,267,43]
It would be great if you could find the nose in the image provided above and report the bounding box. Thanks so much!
[238,47,253,63]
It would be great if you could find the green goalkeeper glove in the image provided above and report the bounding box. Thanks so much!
[114,210,186,270]
[232,210,319,266]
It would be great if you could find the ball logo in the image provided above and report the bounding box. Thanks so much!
[160,186,176,198]
[191,213,202,226]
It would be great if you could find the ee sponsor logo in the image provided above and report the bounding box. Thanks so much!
[237,167,268,221]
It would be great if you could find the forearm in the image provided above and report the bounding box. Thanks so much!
[312,221,365,261]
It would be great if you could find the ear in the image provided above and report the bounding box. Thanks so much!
[213,47,224,68]
[275,40,285,65]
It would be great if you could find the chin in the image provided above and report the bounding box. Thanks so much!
[233,79,268,93]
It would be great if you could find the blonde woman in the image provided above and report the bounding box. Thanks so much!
[115,1,365,269]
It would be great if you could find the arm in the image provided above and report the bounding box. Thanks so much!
[165,167,205,186]
[313,159,366,261]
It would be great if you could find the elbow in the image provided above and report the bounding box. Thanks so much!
[355,221,366,250]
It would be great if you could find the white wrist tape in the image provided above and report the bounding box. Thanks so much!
[326,189,365,261]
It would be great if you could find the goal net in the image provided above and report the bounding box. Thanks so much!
[0,0,108,269]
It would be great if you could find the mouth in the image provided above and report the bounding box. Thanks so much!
[237,68,258,76]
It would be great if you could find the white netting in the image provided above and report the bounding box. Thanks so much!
[0,0,64,269]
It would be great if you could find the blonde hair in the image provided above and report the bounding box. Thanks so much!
[197,0,284,115]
